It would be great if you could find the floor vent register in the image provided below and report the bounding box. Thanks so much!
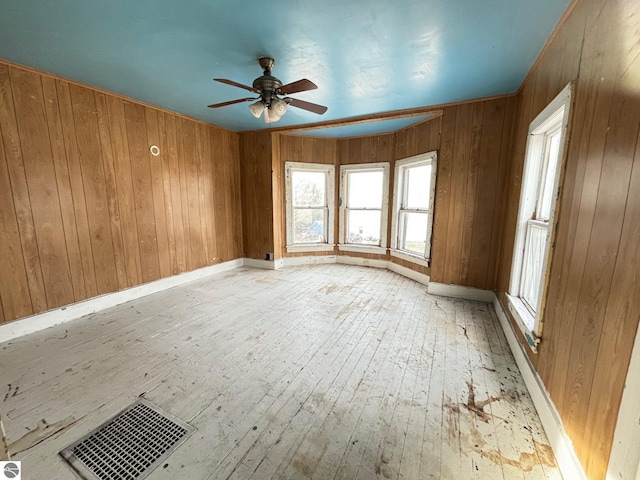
[60,399,195,479]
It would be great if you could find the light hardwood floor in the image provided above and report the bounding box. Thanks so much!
[0,264,561,479]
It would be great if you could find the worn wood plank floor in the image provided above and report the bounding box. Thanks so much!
[0,265,561,479]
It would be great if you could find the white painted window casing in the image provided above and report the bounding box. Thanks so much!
[507,83,572,351]
[285,162,335,253]
[390,152,437,265]
[338,162,390,253]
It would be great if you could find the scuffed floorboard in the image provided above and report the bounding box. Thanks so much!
[0,264,561,479]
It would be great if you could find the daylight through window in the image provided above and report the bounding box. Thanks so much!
[339,163,389,252]
[391,152,437,264]
[507,83,572,348]
[285,162,335,252]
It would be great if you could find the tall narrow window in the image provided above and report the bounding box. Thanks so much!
[391,152,437,266]
[339,163,389,253]
[508,83,572,351]
[285,162,335,252]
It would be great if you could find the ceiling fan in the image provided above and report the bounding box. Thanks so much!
[207,57,328,123]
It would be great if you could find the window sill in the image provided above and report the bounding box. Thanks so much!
[506,294,540,353]
[390,250,429,268]
[286,244,335,253]
[337,244,387,255]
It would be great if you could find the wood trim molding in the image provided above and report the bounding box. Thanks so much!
[492,295,587,480]
[0,259,243,344]
[251,92,517,136]
[248,109,444,135]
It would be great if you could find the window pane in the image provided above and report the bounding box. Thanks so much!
[347,209,381,245]
[293,171,325,207]
[293,208,326,243]
[405,165,431,209]
[538,130,561,220]
[400,211,428,255]
[347,171,383,208]
[520,222,547,315]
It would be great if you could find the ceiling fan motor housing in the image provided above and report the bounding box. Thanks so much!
[253,74,283,105]
[255,56,282,106]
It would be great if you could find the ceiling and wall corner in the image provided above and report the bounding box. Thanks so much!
[0,0,570,135]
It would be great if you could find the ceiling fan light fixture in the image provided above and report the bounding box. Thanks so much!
[248,101,264,118]
[271,97,288,117]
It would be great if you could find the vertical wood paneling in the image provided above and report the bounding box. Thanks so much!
[210,128,227,263]
[429,111,455,283]
[392,103,512,288]
[10,68,74,309]
[56,81,99,299]
[469,99,505,287]
[124,101,159,284]
[41,77,87,302]
[165,113,188,273]
[0,65,48,313]
[157,112,179,273]
[444,104,473,285]
[176,119,193,270]
[458,103,484,285]
[0,116,33,320]
[104,95,142,288]
[222,129,238,261]
[194,123,209,264]
[240,131,275,260]
[69,84,118,295]
[94,93,128,290]
[229,132,243,260]
[144,108,171,277]
[0,60,242,324]
[497,0,640,476]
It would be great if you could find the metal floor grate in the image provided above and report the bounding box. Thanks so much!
[60,399,195,480]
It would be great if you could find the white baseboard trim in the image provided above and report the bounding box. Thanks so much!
[0,259,243,344]
[387,262,430,286]
[336,256,388,269]
[492,295,586,480]
[279,255,430,287]
[242,258,277,270]
[427,282,494,302]
[281,255,337,267]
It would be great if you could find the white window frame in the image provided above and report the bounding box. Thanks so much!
[338,162,390,254]
[507,83,572,352]
[390,152,438,267]
[285,161,335,253]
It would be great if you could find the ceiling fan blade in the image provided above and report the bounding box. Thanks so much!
[213,78,261,94]
[284,97,328,115]
[278,78,318,95]
[207,97,256,108]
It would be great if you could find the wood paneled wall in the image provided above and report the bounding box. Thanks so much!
[430,99,516,289]
[239,131,278,260]
[496,0,640,477]
[264,99,515,287]
[387,99,516,285]
[0,61,242,324]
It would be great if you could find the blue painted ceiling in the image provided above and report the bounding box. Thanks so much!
[0,0,570,135]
